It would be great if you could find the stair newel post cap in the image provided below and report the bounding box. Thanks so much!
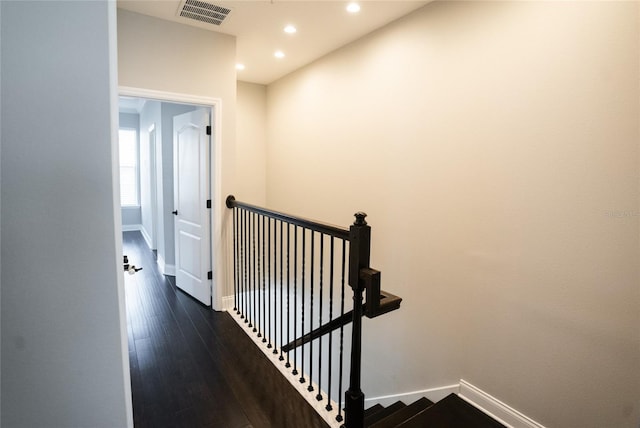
[353,212,367,226]
[225,195,236,209]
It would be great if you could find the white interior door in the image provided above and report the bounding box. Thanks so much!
[173,108,211,306]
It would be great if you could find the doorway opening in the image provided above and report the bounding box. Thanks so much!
[117,87,223,310]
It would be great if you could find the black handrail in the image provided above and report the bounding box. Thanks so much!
[226,195,401,428]
[226,195,350,240]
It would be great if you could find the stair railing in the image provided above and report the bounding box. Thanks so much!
[226,195,401,428]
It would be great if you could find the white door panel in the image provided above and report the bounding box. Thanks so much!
[173,108,211,306]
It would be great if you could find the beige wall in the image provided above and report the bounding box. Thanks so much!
[266,2,640,427]
[237,82,268,206]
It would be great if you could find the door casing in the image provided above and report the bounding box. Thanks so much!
[118,86,224,311]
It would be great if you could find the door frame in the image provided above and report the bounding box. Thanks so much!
[119,86,224,311]
[147,122,158,250]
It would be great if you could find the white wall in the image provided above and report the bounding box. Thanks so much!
[266,2,640,427]
[1,1,131,426]
[236,82,267,206]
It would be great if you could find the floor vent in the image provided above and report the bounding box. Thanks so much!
[177,0,232,26]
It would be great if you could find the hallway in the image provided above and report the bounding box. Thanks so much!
[123,231,328,428]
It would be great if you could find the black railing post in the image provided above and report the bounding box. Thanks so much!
[344,212,370,428]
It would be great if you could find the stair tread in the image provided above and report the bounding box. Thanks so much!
[396,394,506,428]
[364,403,385,419]
[365,401,406,426]
[369,397,433,428]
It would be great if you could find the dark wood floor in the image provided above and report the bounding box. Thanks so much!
[124,231,329,428]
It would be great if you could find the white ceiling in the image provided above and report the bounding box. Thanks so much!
[117,0,429,85]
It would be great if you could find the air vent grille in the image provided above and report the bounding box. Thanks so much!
[178,0,231,26]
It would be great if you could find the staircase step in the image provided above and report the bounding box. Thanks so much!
[395,393,506,428]
[364,403,385,420]
[368,397,433,428]
[365,401,406,427]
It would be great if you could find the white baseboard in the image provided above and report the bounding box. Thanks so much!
[365,383,460,408]
[365,380,544,428]
[163,264,175,276]
[140,226,153,249]
[222,295,234,311]
[156,255,175,276]
[459,380,546,428]
[228,311,343,428]
[122,224,142,232]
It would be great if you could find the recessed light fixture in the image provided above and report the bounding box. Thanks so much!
[346,2,360,13]
[284,25,297,34]
[274,50,285,59]
[236,63,245,71]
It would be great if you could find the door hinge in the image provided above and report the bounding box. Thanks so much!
[206,125,211,135]
[206,199,211,209]
[207,271,213,280]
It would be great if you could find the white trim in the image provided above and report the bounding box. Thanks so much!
[110,4,134,427]
[140,225,153,249]
[119,86,220,108]
[221,295,234,311]
[163,264,176,276]
[365,383,460,408]
[459,380,546,428]
[157,254,167,275]
[156,254,176,276]
[229,311,342,428]
[119,86,223,311]
[122,224,142,232]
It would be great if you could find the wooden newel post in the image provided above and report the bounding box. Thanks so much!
[345,212,371,428]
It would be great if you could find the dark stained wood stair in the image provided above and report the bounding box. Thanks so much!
[363,394,506,428]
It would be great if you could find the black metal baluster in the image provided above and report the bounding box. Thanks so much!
[300,228,306,384]
[308,230,314,392]
[286,223,291,368]
[336,239,346,423]
[316,233,324,401]
[251,212,256,328]
[258,216,267,342]
[242,210,247,319]
[292,226,298,376]
[245,210,249,321]
[253,215,260,337]
[279,220,284,360]
[326,236,335,411]
[249,213,258,332]
[233,207,238,313]
[238,209,243,317]
[267,217,272,348]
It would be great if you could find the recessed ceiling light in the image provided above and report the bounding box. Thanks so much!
[236,63,245,71]
[274,50,285,59]
[284,25,297,34]
[346,2,360,13]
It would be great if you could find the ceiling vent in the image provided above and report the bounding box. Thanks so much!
[177,0,232,26]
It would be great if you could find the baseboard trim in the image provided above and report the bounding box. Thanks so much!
[157,255,175,276]
[163,264,176,276]
[140,226,153,250]
[222,295,234,311]
[365,383,460,408]
[228,311,342,428]
[459,380,546,428]
[122,224,142,232]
